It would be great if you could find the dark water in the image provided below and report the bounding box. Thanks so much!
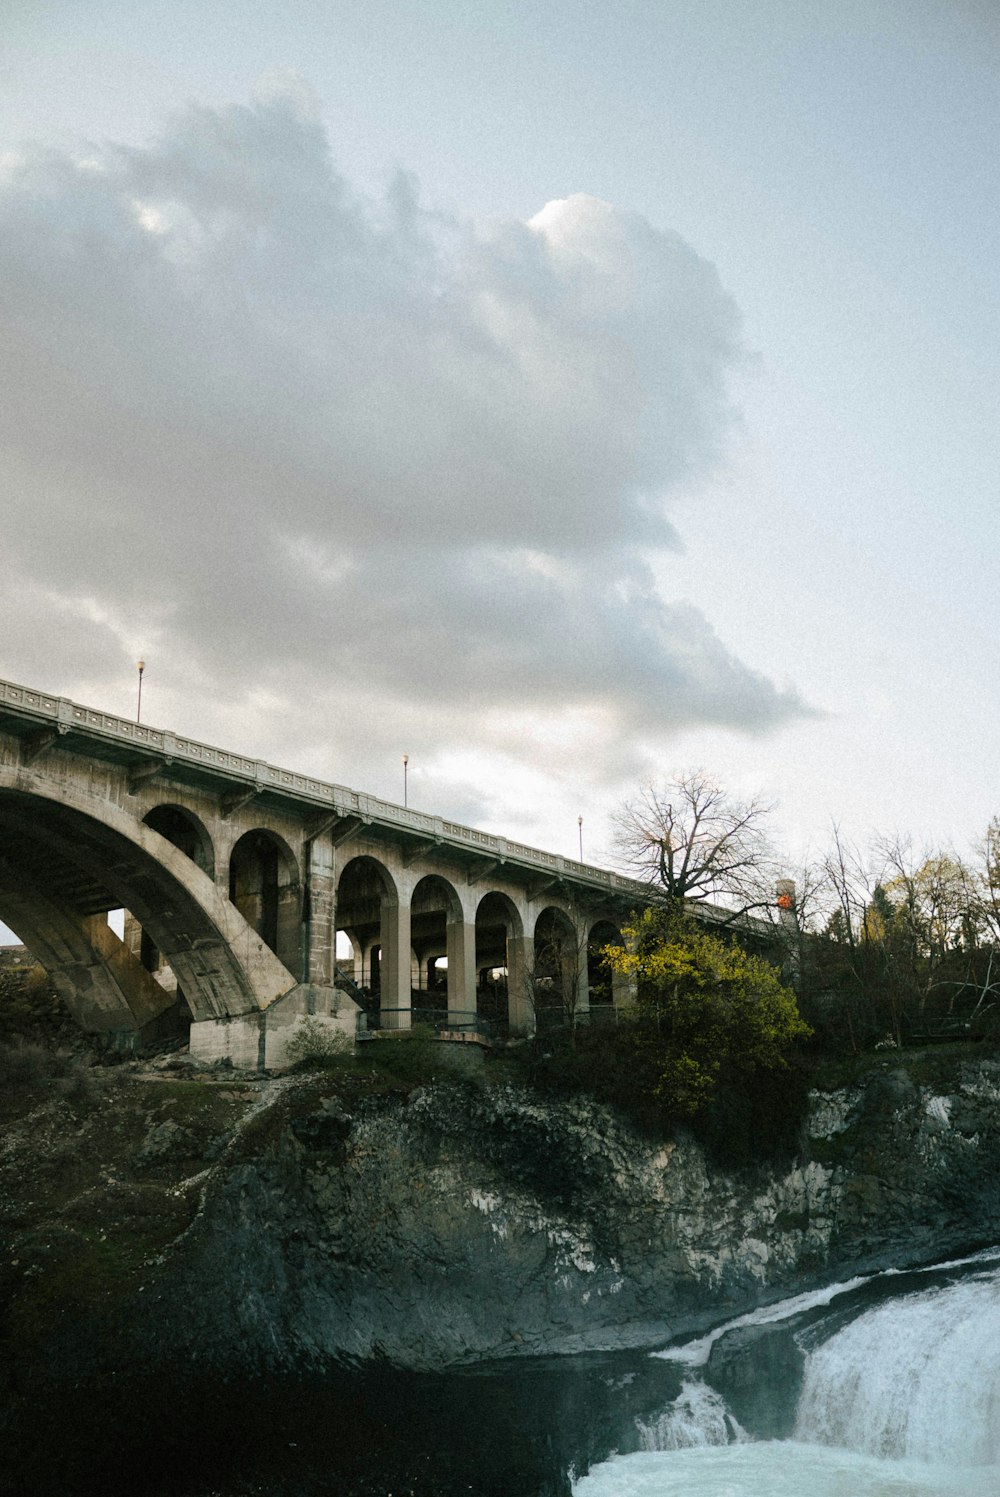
[1,1349,686,1497]
[7,1251,1000,1497]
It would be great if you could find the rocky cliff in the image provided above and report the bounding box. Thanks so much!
[5,1045,1000,1494]
[129,1050,1000,1372]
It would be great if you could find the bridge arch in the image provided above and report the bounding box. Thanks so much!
[586,917,623,1016]
[335,855,399,995]
[228,828,302,976]
[134,805,218,983]
[410,874,463,1000]
[474,891,524,1030]
[533,905,581,1029]
[0,777,296,1027]
[143,803,215,878]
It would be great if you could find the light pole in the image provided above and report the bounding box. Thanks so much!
[578,814,583,861]
[136,659,145,724]
[402,753,409,808]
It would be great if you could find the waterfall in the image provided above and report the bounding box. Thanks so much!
[636,1379,747,1450]
[795,1268,1000,1465]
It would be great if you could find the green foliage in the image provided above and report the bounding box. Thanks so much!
[603,908,811,1117]
[517,913,812,1159]
[285,1017,354,1071]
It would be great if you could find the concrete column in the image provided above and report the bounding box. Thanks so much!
[611,966,636,1011]
[612,926,638,1011]
[305,838,336,987]
[380,899,412,1028]
[507,932,534,1034]
[573,930,590,1022]
[446,919,477,1018]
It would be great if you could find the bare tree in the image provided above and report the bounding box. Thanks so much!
[521,912,588,1038]
[614,771,777,923]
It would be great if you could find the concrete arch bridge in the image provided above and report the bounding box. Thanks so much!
[0,679,645,1068]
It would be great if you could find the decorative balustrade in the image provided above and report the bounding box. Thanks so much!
[0,676,653,902]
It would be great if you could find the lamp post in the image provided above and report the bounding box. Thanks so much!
[136,659,145,724]
[402,753,409,808]
[578,814,583,861]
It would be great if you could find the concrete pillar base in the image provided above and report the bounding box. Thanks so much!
[189,984,361,1071]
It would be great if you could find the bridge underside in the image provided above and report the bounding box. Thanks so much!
[0,789,294,1028]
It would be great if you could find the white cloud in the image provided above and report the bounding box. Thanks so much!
[0,83,808,833]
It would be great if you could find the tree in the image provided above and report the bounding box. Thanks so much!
[614,772,777,924]
[603,907,811,1117]
[815,827,985,1049]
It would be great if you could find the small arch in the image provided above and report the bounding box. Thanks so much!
[336,856,398,999]
[410,875,462,1007]
[143,804,215,878]
[474,891,525,1030]
[533,906,579,1029]
[587,918,623,1014]
[136,807,216,990]
[229,829,302,976]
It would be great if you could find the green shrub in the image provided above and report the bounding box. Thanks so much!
[0,1039,54,1088]
[285,1018,354,1071]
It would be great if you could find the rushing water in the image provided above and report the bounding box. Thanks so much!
[10,1249,1000,1494]
[574,1254,1000,1497]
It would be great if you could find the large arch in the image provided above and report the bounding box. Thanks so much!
[533,905,582,1031]
[410,874,463,1011]
[229,828,302,978]
[335,855,415,1021]
[474,891,524,1032]
[0,860,179,1036]
[0,779,296,1025]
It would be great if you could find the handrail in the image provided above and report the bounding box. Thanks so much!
[0,675,650,903]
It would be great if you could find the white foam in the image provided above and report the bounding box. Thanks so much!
[635,1379,747,1451]
[653,1245,1000,1367]
[572,1442,1000,1496]
[796,1268,1000,1465]
[652,1275,871,1366]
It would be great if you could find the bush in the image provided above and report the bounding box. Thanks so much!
[285,1018,354,1071]
[0,1039,54,1088]
[0,1039,98,1104]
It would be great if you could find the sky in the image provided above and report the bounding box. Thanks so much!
[1,0,999,926]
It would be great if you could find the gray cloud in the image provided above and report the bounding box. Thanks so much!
[0,85,808,817]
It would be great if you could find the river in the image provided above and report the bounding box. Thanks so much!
[575,1249,1000,1497]
[7,1249,1000,1495]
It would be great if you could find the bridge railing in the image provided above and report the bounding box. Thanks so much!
[0,675,653,905]
[359,1006,508,1041]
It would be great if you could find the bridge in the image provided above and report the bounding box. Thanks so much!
[0,677,650,1067]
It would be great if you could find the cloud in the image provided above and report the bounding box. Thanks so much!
[0,84,808,833]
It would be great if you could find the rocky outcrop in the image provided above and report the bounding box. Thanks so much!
[139,1055,1000,1372]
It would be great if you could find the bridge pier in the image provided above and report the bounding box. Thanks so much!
[379,899,411,1027]
[189,982,359,1069]
[304,837,337,986]
[446,919,477,1020]
[506,933,534,1033]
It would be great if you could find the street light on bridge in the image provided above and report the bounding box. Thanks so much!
[136,659,145,724]
[578,814,583,862]
[402,753,409,808]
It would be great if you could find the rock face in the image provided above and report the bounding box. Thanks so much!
[142,1056,1000,1372]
